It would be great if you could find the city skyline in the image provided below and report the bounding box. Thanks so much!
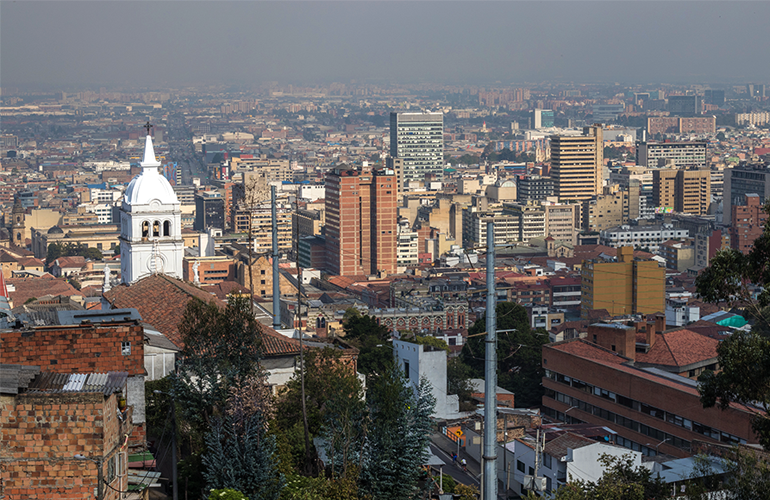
[2,1,770,88]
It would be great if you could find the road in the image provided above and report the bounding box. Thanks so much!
[430,442,480,488]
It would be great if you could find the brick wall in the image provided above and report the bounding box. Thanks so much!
[0,322,145,376]
[0,392,130,499]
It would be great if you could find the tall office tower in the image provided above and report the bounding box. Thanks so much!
[668,95,700,116]
[531,109,554,129]
[325,168,397,277]
[389,112,444,186]
[550,125,603,201]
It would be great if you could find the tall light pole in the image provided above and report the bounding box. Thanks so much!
[483,221,497,500]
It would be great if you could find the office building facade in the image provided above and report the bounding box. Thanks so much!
[551,125,604,201]
[517,174,554,202]
[730,193,769,255]
[325,168,397,276]
[390,112,444,185]
[194,191,225,231]
[723,164,770,222]
[651,169,711,215]
[637,141,707,169]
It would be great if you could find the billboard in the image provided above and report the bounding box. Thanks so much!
[654,207,674,214]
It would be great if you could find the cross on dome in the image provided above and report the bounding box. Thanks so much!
[140,133,161,169]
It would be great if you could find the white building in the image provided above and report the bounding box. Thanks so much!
[79,202,115,224]
[600,224,689,253]
[120,133,184,284]
[665,298,700,327]
[508,432,642,498]
[397,229,419,267]
[393,339,460,420]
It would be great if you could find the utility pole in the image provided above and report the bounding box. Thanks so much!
[271,185,281,329]
[483,221,497,500]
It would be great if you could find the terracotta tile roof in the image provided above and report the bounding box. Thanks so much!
[544,432,596,459]
[54,256,86,269]
[684,320,730,340]
[636,329,719,368]
[104,274,226,348]
[7,276,82,307]
[206,281,250,300]
[104,274,301,356]
[547,338,628,365]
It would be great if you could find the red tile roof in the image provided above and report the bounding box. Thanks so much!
[544,432,596,459]
[104,274,300,356]
[104,274,226,348]
[7,276,82,306]
[547,339,628,365]
[636,329,719,368]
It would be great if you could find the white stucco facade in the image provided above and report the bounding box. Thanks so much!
[120,135,184,284]
[393,339,460,420]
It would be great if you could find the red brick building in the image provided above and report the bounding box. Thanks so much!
[182,256,236,285]
[0,319,147,447]
[325,167,397,277]
[0,367,133,500]
[730,193,768,254]
[542,325,758,458]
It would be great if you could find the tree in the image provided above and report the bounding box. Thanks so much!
[173,294,265,438]
[722,447,770,499]
[412,334,449,352]
[716,131,727,141]
[554,454,667,500]
[447,357,474,404]
[203,384,283,500]
[342,312,394,377]
[358,367,435,500]
[695,202,770,448]
[460,302,549,408]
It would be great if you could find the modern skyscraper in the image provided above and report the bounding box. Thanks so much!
[551,125,603,201]
[723,164,770,222]
[325,168,397,276]
[389,112,444,186]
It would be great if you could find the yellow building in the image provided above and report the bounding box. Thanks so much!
[580,246,664,319]
[652,168,711,215]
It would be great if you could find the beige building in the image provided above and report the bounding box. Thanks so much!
[31,224,120,261]
[551,125,603,201]
[582,184,639,232]
[485,179,517,202]
[232,206,293,254]
[235,255,297,298]
[233,156,292,183]
[542,199,578,245]
[652,169,711,215]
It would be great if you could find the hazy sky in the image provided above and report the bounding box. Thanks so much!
[2,1,769,88]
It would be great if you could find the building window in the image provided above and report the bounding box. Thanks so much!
[261,269,266,275]
[403,360,410,378]
[163,220,171,236]
[121,342,131,356]
[517,460,525,473]
[142,221,149,238]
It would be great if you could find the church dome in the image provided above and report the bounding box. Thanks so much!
[123,135,179,207]
[48,226,64,234]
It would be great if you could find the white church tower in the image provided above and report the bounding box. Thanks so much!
[120,124,183,284]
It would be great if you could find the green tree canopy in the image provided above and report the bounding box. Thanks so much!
[695,201,770,449]
[342,312,393,377]
[554,454,668,500]
[460,302,549,408]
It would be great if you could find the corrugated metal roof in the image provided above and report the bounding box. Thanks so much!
[25,371,127,396]
[0,364,41,395]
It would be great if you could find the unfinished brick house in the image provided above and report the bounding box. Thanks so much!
[0,366,133,500]
[0,316,147,446]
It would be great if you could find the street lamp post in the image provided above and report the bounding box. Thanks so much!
[74,454,103,500]
[155,389,178,500]
[654,437,672,455]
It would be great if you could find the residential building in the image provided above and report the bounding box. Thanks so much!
[182,255,236,285]
[723,164,770,222]
[517,174,554,202]
[231,205,293,254]
[504,202,546,243]
[551,125,603,201]
[600,223,689,253]
[232,156,292,183]
[581,246,665,318]
[397,228,419,268]
[666,298,700,327]
[659,239,695,271]
[592,103,625,122]
[0,367,135,500]
[390,112,444,184]
[694,229,729,268]
[531,108,555,129]
[325,168,397,276]
[582,184,638,232]
[543,199,578,245]
[730,193,769,254]
[393,339,460,420]
[637,141,707,169]
[549,275,582,311]
[674,169,711,215]
[525,304,564,331]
